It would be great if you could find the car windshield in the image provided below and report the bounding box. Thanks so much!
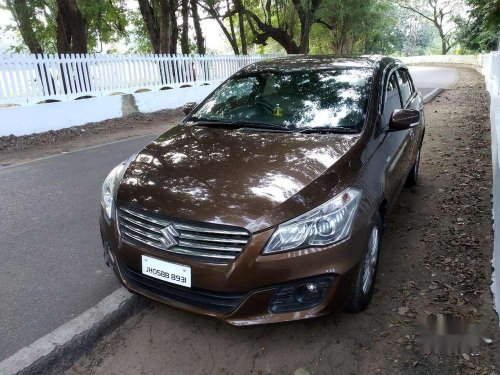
[188,67,372,132]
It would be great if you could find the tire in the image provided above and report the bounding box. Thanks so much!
[405,148,421,187]
[345,214,383,312]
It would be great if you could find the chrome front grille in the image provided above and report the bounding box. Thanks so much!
[118,206,251,261]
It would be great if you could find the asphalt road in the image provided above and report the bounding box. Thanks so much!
[0,137,155,360]
[0,66,459,361]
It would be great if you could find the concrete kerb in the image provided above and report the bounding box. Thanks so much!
[423,88,444,103]
[0,288,149,375]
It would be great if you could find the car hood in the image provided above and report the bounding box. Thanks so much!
[117,125,362,232]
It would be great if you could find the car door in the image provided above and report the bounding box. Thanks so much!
[397,68,424,164]
[379,70,412,205]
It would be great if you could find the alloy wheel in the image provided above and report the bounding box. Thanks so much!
[414,149,421,182]
[362,226,380,294]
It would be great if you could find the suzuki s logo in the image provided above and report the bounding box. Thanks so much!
[159,224,179,250]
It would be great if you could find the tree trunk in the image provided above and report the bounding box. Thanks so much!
[159,0,172,53]
[190,0,205,54]
[169,0,179,54]
[180,0,190,54]
[218,18,240,54]
[437,27,450,54]
[298,15,312,54]
[212,11,239,54]
[56,12,72,53]
[138,0,160,53]
[245,10,299,54]
[56,0,87,53]
[12,0,43,54]
[200,1,239,54]
[226,0,238,55]
[235,0,247,55]
[294,0,322,54]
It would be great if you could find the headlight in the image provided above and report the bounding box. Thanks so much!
[263,188,361,254]
[101,159,131,220]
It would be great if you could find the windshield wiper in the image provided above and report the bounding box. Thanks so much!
[188,118,291,132]
[297,127,358,134]
[187,116,222,123]
[230,120,292,132]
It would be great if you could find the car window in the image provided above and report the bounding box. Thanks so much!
[382,72,402,127]
[210,77,258,105]
[404,70,416,94]
[190,68,373,132]
[396,69,412,105]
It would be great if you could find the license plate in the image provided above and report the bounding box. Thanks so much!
[142,255,191,287]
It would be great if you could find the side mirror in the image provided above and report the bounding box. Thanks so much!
[389,109,421,131]
[183,102,197,116]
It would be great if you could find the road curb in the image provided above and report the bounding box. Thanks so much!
[0,287,149,375]
[423,88,443,103]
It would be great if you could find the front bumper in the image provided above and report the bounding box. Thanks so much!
[100,207,371,325]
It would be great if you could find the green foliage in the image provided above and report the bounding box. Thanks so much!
[230,0,439,55]
[1,0,128,53]
[126,9,155,54]
[1,0,468,55]
[392,7,438,56]
[455,0,499,52]
[469,0,500,29]
[80,0,128,52]
[308,0,436,55]
[312,0,391,54]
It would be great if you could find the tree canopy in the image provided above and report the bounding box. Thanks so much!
[0,0,497,55]
[455,0,499,52]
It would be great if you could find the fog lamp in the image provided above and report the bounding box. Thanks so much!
[294,282,322,303]
[269,276,333,313]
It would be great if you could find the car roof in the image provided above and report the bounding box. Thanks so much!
[239,55,401,74]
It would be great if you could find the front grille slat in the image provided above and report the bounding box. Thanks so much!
[178,232,248,244]
[168,246,235,259]
[121,207,170,227]
[121,222,162,242]
[118,206,251,262]
[122,232,165,251]
[177,239,242,252]
[175,223,248,236]
[120,214,163,234]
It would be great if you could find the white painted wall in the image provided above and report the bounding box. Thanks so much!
[1,96,123,136]
[402,53,500,321]
[401,54,482,67]
[134,83,219,113]
[484,54,500,323]
[0,83,217,137]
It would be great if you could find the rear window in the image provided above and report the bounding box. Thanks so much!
[191,68,373,132]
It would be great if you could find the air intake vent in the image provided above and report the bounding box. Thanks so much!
[121,265,246,313]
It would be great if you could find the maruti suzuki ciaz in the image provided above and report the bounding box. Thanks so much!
[100,56,424,325]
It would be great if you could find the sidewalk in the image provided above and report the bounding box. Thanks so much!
[67,69,499,375]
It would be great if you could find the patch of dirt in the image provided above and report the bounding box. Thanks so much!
[0,108,184,167]
[67,68,498,375]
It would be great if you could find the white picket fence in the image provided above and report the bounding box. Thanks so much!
[0,54,277,106]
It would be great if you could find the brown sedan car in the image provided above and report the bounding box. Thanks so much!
[100,56,424,325]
